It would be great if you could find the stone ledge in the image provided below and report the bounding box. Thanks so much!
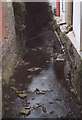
[60,23,82,58]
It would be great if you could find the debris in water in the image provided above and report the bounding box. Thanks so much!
[42,106,46,113]
[11,79,15,82]
[27,90,31,93]
[11,87,17,91]
[49,101,53,104]
[46,61,50,63]
[27,67,40,72]
[32,98,34,100]
[41,91,45,94]
[25,107,30,109]
[24,62,30,65]
[50,111,54,114]
[20,109,30,116]
[16,91,23,94]
[27,75,32,79]
[37,103,41,105]
[26,101,30,104]
[18,94,27,98]
[35,88,40,94]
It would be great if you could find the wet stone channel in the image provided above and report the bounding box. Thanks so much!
[2,29,80,118]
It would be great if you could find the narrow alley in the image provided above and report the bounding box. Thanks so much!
[2,29,80,118]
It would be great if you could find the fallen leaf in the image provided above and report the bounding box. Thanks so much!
[18,94,27,98]
[20,109,30,116]
[50,111,54,114]
[27,67,40,72]
[37,103,41,105]
[25,107,30,109]
[11,87,17,91]
[11,79,15,82]
[24,62,30,65]
[27,75,32,79]
[42,106,46,113]
[46,61,50,63]
[41,91,45,94]
[27,90,31,93]
[16,91,23,94]
[32,98,34,100]
[32,106,36,109]
[26,101,30,104]
[36,91,40,94]
[35,88,40,94]
[49,101,53,104]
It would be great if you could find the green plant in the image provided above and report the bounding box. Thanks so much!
[65,25,73,34]
[73,31,75,37]
[17,45,27,57]
[69,42,73,55]
[13,2,26,31]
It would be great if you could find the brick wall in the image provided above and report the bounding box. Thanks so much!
[0,1,7,41]
[0,0,2,40]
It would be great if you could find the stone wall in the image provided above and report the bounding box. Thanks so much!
[2,2,17,82]
[53,20,81,99]
[63,34,81,99]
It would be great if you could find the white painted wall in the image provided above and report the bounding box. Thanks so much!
[80,1,82,51]
[73,0,81,52]
[60,0,66,23]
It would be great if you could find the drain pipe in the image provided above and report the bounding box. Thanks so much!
[54,30,65,54]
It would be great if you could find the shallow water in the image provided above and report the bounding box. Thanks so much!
[2,29,80,118]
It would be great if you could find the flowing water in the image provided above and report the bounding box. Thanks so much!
[2,29,80,118]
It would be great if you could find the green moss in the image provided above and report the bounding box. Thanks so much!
[70,88,77,95]
[17,45,27,57]
[2,68,13,84]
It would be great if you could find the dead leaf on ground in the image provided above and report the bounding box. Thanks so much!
[41,91,45,94]
[27,75,32,79]
[32,98,34,100]
[37,103,40,105]
[20,109,30,116]
[24,62,30,65]
[27,67,40,72]
[35,88,40,94]
[25,107,30,109]
[27,90,31,93]
[18,93,27,98]
[26,101,30,104]
[11,87,17,91]
[46,61,50,63]
[16,91,23,94]
[50,111,54,114]
[11,79,15,82]
[42,106,46,113]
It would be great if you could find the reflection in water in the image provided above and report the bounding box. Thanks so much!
[3,30,80,118]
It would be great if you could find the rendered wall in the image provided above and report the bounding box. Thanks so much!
[60,0,66,23]
[2,2,17,71]
[73,0,80,52]
[80,1,82,51]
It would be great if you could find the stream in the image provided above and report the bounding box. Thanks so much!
[2,29,80,118]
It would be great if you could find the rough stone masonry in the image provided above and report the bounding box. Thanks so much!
[2,2,17,82]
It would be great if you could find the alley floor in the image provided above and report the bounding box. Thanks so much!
[2,29,80,118]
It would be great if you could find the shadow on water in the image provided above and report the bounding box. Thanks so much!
[2,30,80,118]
